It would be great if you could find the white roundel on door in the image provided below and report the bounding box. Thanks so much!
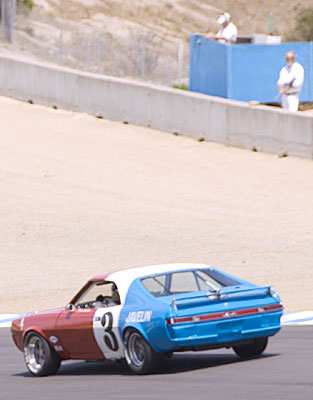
[93,306,124,360]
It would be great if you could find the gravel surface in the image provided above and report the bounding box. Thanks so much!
[1,95,312,314]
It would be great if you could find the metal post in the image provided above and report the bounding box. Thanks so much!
[97,32,101,73]
[87,41,91,72]
[167,55,172,87]
[177,43,184,87]
[141,37,145,79]
[268,12,274,35]
[1,0,16,42]
[59,22,64,63]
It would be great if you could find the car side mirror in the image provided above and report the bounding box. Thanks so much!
[66,303,76,312]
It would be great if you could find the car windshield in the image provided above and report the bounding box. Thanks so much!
[141,269,239,298]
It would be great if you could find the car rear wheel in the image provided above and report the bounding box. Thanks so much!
[232,337,268,359]
[124,329,161,374]
[24,332,61,376]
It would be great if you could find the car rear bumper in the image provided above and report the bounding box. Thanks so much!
[166,311,282,350]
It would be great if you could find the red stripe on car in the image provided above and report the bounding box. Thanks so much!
[166,303,283,325]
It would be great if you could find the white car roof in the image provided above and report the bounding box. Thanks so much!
[107,263,212,303]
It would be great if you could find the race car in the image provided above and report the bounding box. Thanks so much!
[11,263,283,376]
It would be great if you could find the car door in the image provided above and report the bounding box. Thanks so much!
[55,280,124,360]
[92,302,125,361]
[56,306,102,359]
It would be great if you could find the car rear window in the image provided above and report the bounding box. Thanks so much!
[141,269,239,298]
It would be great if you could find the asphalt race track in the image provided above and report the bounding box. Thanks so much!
[1,327,312,400]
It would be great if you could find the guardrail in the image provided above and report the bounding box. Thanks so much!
[0,53,312,159]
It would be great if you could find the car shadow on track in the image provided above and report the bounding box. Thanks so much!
[155,353,279,375]
[13,352,280,377]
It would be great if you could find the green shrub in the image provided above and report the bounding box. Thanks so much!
[18,0,34,10]
[0,0,34,15]
[287,7,313,42]
[172,83,188,91]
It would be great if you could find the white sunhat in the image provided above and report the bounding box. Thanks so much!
[217,12,231,25]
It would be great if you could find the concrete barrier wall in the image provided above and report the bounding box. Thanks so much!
[0,53,312,159]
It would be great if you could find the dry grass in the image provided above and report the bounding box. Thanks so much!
[34,0,313,40]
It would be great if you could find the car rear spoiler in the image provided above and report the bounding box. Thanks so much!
[171,286,272,310]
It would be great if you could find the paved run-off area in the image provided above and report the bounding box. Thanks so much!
[0,95,312,314]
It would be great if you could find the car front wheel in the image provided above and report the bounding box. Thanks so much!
[124,329,160,374]
[24,332,61,376]
[232,337,268,359]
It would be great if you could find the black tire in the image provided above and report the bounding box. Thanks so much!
[124,329,161,374]
[232,337,268,359]
[24,332,61,376]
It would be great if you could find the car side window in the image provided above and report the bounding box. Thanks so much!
[75,282,121,309]
[141,275,167,297]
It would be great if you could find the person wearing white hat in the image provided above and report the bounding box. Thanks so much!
[207,12,238,44]
[277,50,304,112]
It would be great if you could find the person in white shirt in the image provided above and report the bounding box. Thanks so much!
[277,51,304,111]
[207,13,238,44]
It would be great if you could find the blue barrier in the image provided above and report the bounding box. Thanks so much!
[189,35,313,103]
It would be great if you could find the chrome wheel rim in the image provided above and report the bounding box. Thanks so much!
[24,336,46,374]
[127,333,145,367]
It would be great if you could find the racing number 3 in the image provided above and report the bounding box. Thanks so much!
[101,312,119,352]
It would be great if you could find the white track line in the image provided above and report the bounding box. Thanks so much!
[281,311,313,326]
[0,314,18,328]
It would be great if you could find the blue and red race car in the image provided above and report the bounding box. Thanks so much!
[11,263,283,375]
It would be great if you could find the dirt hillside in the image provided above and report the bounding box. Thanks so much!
[31,0,313,41]
[1,0,312,83]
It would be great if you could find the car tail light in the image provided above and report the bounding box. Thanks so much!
[166,303,283,325]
